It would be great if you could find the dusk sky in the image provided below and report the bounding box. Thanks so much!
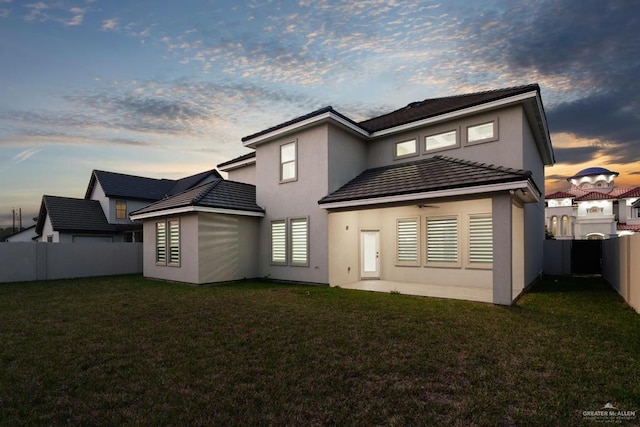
[1,0,638,228]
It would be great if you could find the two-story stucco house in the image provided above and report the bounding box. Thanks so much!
[131,84,554,305]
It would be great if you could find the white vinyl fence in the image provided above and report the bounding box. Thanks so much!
[0,242,142,283]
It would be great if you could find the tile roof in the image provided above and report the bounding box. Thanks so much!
[131,179,264,216]
[241,84,541,143]
[86,169,221,201]
[318,156,532,205]
[217,152,256,168]
[358,84,541,133]
[36,196,116,235]
[573,192,617,201]
[619,187,640,198]
[617,224,640,231]
[546,191,575,199]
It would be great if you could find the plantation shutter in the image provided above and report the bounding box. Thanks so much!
[271,220,286,264]
[290,218,308,265]
[168,220,180,265]
[156,221,166,264]
[469,215,493,264]
[426,217,458,263]
[397,218,419,263]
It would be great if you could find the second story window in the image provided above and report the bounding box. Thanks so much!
[280,141,297,182]
[395,139,417,159]
[116,200,127,220]
[425,129,457,152]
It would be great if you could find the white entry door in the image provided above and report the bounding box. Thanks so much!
[360,231,380,279]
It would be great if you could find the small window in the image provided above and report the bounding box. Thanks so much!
[396,218,419,266]
[468,215,493,267]
[551,216,558,235]
[271,220,287,264]
[425,130,457,152]
[290,218,309,266]
[116,200,127,220]
[394,139,417,159]
[168,219,180,266]
[280,141,297,182]
[156,222,167,264]
[426,216,459,267]
[561,216,569,236]
[467,121,497,144]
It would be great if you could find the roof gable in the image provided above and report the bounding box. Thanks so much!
[36,195,114,234]
[319,156,533,206]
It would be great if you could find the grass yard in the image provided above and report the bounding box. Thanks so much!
[1,275,639,426]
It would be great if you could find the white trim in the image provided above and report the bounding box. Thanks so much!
[130,206,265,221]
[243,111,369,147]
[371,91,539,138]
[218,157,256,172]
[320,180,539,210]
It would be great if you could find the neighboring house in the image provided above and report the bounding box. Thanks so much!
[35,169,221,243]
[3,225,38,242]
[545,167,640,239]
[131,84,554,305]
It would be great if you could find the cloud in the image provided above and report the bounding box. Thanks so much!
[102,17,118,31]
[11,147,40,163]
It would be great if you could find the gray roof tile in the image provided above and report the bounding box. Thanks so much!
[36,196,116,234]
[318,156,532,205]
[131,179,263,216]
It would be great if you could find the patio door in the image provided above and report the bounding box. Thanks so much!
[360,231,380,279]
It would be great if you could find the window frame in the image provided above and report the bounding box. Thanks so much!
[270,220,287,265]
[396,217,420,266]
[465,119,498,146]
[425,215,461,268]
[424,128,459,153]
[280,140,297,183]
[115,200,127,220]
[467,214,493,269]
[394,138,418,160]
[156,219,180,267]
[289,217,309,267]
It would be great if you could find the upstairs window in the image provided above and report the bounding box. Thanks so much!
[467,121,497,144]
[425,130,457,152]
[116,200,127,220]
[280,141,297,182]
[394,139,417,159]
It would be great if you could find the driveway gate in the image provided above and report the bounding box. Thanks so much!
[571,240,603,275]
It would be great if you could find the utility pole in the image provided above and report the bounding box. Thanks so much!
[12,208,15,233]
[19,207,22,230]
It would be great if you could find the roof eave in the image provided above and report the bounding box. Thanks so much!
[218,157,256,172]
[319,179,539,210]
[130,205,265,221]
[242,111,369,148]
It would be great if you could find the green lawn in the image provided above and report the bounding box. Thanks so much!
[1,275,638,426]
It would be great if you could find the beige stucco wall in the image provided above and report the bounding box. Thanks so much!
[142,213,199,284]
[197,212,259,283]
[226,163,256,186]
[328,199,494,295]
[512,201,525,299]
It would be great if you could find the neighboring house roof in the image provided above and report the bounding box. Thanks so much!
[567,167,619,180]
[546,191,575,199]
[573,192,617,201]
[2,225,37,242]
[617,224,640,232]
[36,195,117,235]
[85,169,221,201]
[620,187,640,198]
[358,84,541,133]
[130,179,264,219]
[318,156,534,206]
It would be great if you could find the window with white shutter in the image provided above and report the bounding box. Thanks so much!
[290,218,309,266]
[468,215,493,267]
[396,217,419,266]
[168,219,180,266]
[426,216,460,267]
[156,221,166,264]
[271,220,287,265]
